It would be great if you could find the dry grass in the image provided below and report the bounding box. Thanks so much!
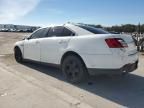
[0,32,31,55]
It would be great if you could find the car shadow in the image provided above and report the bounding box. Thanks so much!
[22,61,144,108]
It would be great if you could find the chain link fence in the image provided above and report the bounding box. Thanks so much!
[132,33,144,52]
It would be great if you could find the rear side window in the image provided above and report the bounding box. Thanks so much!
[47,26,75,37]
[30,28,49,39]
[77,25,110,34]
[62,27,75,36]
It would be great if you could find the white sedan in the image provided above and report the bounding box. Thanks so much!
[14,23,138,83]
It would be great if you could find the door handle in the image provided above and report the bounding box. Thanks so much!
[35,41,40,44]
[59,40,67,44]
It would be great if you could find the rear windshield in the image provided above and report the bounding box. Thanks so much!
[77,25,110,34]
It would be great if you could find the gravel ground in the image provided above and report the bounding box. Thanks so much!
[0,32,144,108]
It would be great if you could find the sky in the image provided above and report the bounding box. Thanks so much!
[0,0,144,27]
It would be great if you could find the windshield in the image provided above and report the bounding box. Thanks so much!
[77,25,110,34]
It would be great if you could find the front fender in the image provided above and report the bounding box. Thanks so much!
[14,41,24,55]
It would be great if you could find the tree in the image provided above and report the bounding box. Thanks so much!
[121,24,136,33]
[141,24,144,33]
[77,23,144,33]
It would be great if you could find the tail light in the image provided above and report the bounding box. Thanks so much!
[105,38,128,48]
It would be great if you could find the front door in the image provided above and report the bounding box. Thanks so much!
[24,39,40,61]
[24,28,49,61]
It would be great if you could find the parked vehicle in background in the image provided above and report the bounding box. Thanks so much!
[0,29,9,32]
[14,23,139,83]
[109,31,120,34]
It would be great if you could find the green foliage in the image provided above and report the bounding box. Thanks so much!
[141,24,144,33]
[86,23,144,33]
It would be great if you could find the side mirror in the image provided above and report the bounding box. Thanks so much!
[22,36,30,40]
[22,37,26,40]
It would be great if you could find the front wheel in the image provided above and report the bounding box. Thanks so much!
[14,47,23,63]
[61,55,88,83]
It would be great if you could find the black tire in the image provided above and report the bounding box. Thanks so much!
[61,55,88,83]
[121,72,129,76]
[14,47,23,63]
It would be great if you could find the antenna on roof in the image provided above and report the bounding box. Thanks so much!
[67,22,71,24]
[66,22,83,26]
[67,22,76,24]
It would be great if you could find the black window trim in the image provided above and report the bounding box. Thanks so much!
[44,27,51,38]
[28,26,77,39]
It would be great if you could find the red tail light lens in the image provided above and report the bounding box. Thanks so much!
[105,38,128,48]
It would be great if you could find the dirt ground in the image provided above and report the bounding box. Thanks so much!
[0,32,144,108]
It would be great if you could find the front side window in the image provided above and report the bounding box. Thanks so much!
[77,25,110,34]
[30,28,49,39]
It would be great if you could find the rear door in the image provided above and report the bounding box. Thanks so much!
[40,26,75,64]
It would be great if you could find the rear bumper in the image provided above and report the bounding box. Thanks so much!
[88,60,138,75]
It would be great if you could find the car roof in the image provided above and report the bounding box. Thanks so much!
[64,23,94,36]
[38,23,95,36]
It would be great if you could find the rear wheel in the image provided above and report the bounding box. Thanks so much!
[61,55,88,83]
[14,47,23,63]
[122,72,129,76]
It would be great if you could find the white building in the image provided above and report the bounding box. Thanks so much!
[0,24,40,32]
